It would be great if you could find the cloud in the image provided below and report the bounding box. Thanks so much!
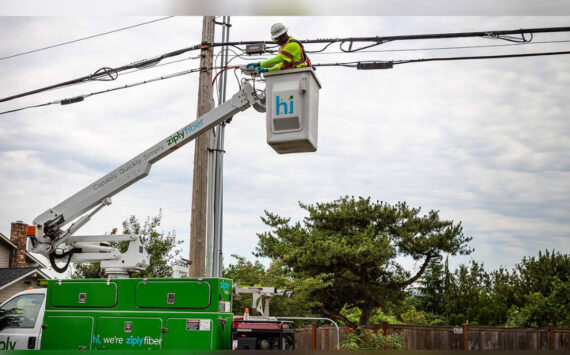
[0,16,569,278]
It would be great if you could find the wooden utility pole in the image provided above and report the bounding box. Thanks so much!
[189,16,215,277]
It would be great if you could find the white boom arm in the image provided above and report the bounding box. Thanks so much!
[29,80,259,275]
[234,286,293,317]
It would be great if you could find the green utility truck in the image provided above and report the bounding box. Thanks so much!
[40,277,233,350]
[0,278,300,351]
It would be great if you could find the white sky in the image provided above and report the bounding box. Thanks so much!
[0,16,568,278]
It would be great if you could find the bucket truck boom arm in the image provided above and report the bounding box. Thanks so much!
[28,80,259,276]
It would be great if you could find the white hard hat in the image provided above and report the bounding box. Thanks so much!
[271,23,288,39]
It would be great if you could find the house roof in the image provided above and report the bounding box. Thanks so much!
[0,232,17,249]
[0,232,47,268]
[23,252,47,269]
[0,267,50,291]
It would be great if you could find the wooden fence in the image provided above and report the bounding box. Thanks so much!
[295,323,570,350]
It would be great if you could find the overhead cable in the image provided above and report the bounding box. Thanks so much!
[2,26,569,104]
[120,55,202,76]
[311,50,570,69]
[0,66,208,116]
[0,102,55,115]
[393,50,570,65]
[0,17,175,62]
[4,49,570,117]
[308,39,570,55]
[0,47,210,104]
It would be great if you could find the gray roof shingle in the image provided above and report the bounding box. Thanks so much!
[0,267,40,287]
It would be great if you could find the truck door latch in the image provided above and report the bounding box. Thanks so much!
[218,317,227,330]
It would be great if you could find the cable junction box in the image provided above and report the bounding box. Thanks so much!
[245,43,266,55]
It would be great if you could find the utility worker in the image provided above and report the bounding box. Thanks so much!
[247,23,311,73]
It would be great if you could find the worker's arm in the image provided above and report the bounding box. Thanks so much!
[260,41,298,71]
[251,39,301,72]
[260,55,285,72]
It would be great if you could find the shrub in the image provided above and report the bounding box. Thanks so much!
[341,327,405,350]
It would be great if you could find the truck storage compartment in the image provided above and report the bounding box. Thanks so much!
[41,316,94,350]
[163,318,213,350]
[135,280,211,309]
[49,281,117,308]
[93,317,163,350]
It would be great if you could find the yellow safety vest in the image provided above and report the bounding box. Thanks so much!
[277,37,311,70]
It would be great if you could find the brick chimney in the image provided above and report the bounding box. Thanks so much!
[10,221,28,268]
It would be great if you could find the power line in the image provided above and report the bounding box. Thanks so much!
[308,39,570,56]
[0,46,207,104]
[2,26,569,104]
[0,66,214,116]
[0,102,54,115]
[4,49,570,117]
[217,26,570,47]
[394,50,570,65]
[122,49,261,78]
[40,39,568,80]
[312,50,570,69]
[121,55,202,76]
[0,17,175,62]
[1,51,241,114]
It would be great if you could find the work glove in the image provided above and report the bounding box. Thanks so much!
[256,67,268,73]
[247,62,261,68]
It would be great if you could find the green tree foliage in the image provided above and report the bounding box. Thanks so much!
[512,250,570,305]
[447,261,494,325]
[223,255,267,315]
[223,256,312,318]
[420,259,514,326]
[400,307,428,325]
[413,249,569,327]
[340,306,402,325]
[506,277,570,328]
[396,296,444,325]
[505,250,570,327]
[254,196,472,326]
[486,267,517,324]
[224,255,266,285]
[416,256,446,315]
[341,327,405,350]
[72,211,181,278]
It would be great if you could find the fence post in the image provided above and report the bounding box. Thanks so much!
[462,322,468,350]
[549,323,554,350]
[312,323,317,350]
[383,321,389,349]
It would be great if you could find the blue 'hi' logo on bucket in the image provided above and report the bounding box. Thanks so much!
[276,95,294,116]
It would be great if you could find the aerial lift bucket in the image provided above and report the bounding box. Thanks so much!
[264,67,322,154]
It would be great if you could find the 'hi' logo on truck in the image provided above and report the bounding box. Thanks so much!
[275,95,294,116]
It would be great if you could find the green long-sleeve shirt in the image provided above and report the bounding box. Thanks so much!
[260,55,284,72]
[260,36,305,72]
